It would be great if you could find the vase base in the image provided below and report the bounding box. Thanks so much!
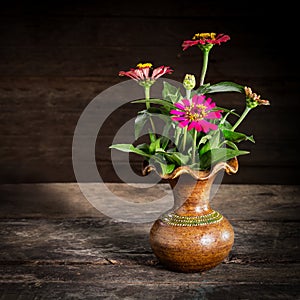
[150,218,234,273]
[157,259,226,273]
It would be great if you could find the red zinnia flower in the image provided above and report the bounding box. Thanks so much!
[182,32,230,51]
[170,94,222,133]
[119,63,173,85]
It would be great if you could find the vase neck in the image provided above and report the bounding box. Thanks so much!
[169,174,216,216]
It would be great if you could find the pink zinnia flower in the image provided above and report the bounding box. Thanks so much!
[170,94,222,133]
[119,63,173,84]
[182,32,230,51]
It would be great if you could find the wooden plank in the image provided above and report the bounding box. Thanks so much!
[0,14,291,78]
[0,1,278,18]
[0,148,292,173]
[0,183,299,298]
[0,77,295,112]
[0,280,299,300]
[0,183,299,220]
[0,45,290,78]
[0,215,299,298]
[0,3,298,298]
[0,3,292,51]
[0,3,297,186]
[0,134,296,166]
[0,264,299,286]
[0,181,299,269]
[0,105,284,132]
[0,160,298,184]
[0,72,296,184]
[0,218,298,263]
[0,10,287,47]
[0,77,120,112]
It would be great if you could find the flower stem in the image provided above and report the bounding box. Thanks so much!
[200,48,210,86]
[144,86,150,109]
[186,89,191,100]
[175,127,180,149]
[192,129,197,163]
[144,85,156,135]
[231,106,252,132]
[182,127,187,152]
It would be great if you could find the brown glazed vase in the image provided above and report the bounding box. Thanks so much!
[143,158,239,273]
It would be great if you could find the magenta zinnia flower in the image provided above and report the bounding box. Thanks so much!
[170,94,222,133]
[119,63,173,86]
[182,32,230,51]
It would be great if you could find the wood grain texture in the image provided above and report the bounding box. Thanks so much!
[0,183,299,299]
[0,183,299,220]
[0,1,298,184]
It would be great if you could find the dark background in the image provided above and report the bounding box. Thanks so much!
[0,1,298,184]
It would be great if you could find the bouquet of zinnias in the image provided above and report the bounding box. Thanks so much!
[110,32,270,175]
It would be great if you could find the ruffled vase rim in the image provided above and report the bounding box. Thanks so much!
[142,157,238,180]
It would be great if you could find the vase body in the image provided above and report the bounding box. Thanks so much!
[146,158,238,273]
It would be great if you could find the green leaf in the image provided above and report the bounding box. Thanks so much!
[109,144,151,158]
[136,143,149,152]
[160,163,176,175]
[199,130,221,156]
[219,119,233,130]
[217,107,240,119]
[198,134,212,146]
[160,136,170,150]
[132,98,174,109]
[164,151,190,166]
[193,83,211,95]
[147,152,175,175]
[149,132,156,143]
[134,112,149,139]
[134,109,168,138]
[162,81,183,103]
[196,81,244,94]
[149,138,161,154]
[210,130,220,148]
[222,129,255,143]
[200,148,249,170]
[223,140,239,151]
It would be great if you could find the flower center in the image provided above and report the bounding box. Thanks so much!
[192,33,216,41]
[136,63,152,69]
[185,104,207,121]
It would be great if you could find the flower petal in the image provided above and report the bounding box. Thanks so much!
[170,109,185,115]
[201,120,218,133]
[205,97,212,105]
[181,40,200,51]
[178,120,189,128]
[141,67,150,79]
[182,99,190,107]
[119,70,140,81]
[151,66,173,80]
[206,111,222,119]
[174,103,185,110]
[187,122,196,131]
[172,116,187,121]
[194,94,205,105]
[195,122,203,132]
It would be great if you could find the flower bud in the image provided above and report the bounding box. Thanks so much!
[244,86,270,108]
[183,74,196,90]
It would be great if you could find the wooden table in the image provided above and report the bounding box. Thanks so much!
[0,183,299,299]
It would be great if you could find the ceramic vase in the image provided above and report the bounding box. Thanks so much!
[143,158,239,273]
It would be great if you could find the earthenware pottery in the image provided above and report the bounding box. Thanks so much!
[143,157,239,273]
